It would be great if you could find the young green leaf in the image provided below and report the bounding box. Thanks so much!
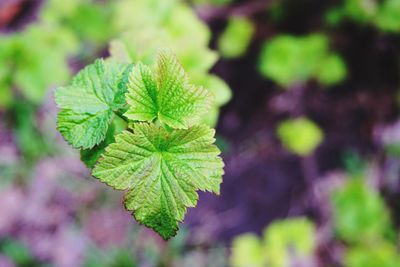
[92,123,224,239]
[55,59,132,149]
[125,50,213,129]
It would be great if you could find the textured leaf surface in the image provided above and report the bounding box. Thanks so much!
[92,123,224,239]
[125,51,212,129]
[55,59,132,149]
[80,116,127,168]
[57,109,113,150]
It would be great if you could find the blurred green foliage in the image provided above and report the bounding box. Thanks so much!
[109,0,231,126]
[0,238,38,267]
[375,0,400,32]
[42,0,116,44]
[0,24,77,105]
[0,0,120,170]
[84,247,137,267]
[13,101,52,163]
[231,176,400,267]
[327,0,400,32]
[0,0,119,108]
[277,117,324,156]
[262,219,315,267]
[342,150,367,179]
[331,179,393,244]
[258,34,347,87]
[332,177,400,267]
[230,218,316,267]
[218,17,255,59]
[344,0,378,23]
[230,234,264,267]
[345,242,400,267]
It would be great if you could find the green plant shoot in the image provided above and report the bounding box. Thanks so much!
[55,50,225,240]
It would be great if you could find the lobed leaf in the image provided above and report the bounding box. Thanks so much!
[92,123,224,239]
[125,50,213,129]
[55,59,133,149]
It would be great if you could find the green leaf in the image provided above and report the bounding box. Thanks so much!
[258,34,347,88]
[111,0,219,75]
[230,234,264,267]
[375,0,400,32]
[277,117,323,156]
[13,24,79,103]
[262,218,316,267]
[80,116,126,169]
[230,218,316,267]
[92,123,224,239]
[125,50,213,129]
[13,101,50,161]
[57,109,113,149]
[192,74,231,107]
[316,53,347,86]
[345,241,400,267]
[192,73,232,126]
[218,17,254,59]
[331,179,392,244]
[344,0,378,23]
[55,59,133,149]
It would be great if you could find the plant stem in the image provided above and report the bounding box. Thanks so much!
[114,110,129,123]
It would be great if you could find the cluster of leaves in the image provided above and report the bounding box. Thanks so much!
[109,0,231,127]
[55,50,224,240]
[230,218,316,267]
[258,34,348,88]
[327,0,400,32]
[277,117,324,156]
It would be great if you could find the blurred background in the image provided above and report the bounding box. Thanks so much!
[1,0,400,266]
